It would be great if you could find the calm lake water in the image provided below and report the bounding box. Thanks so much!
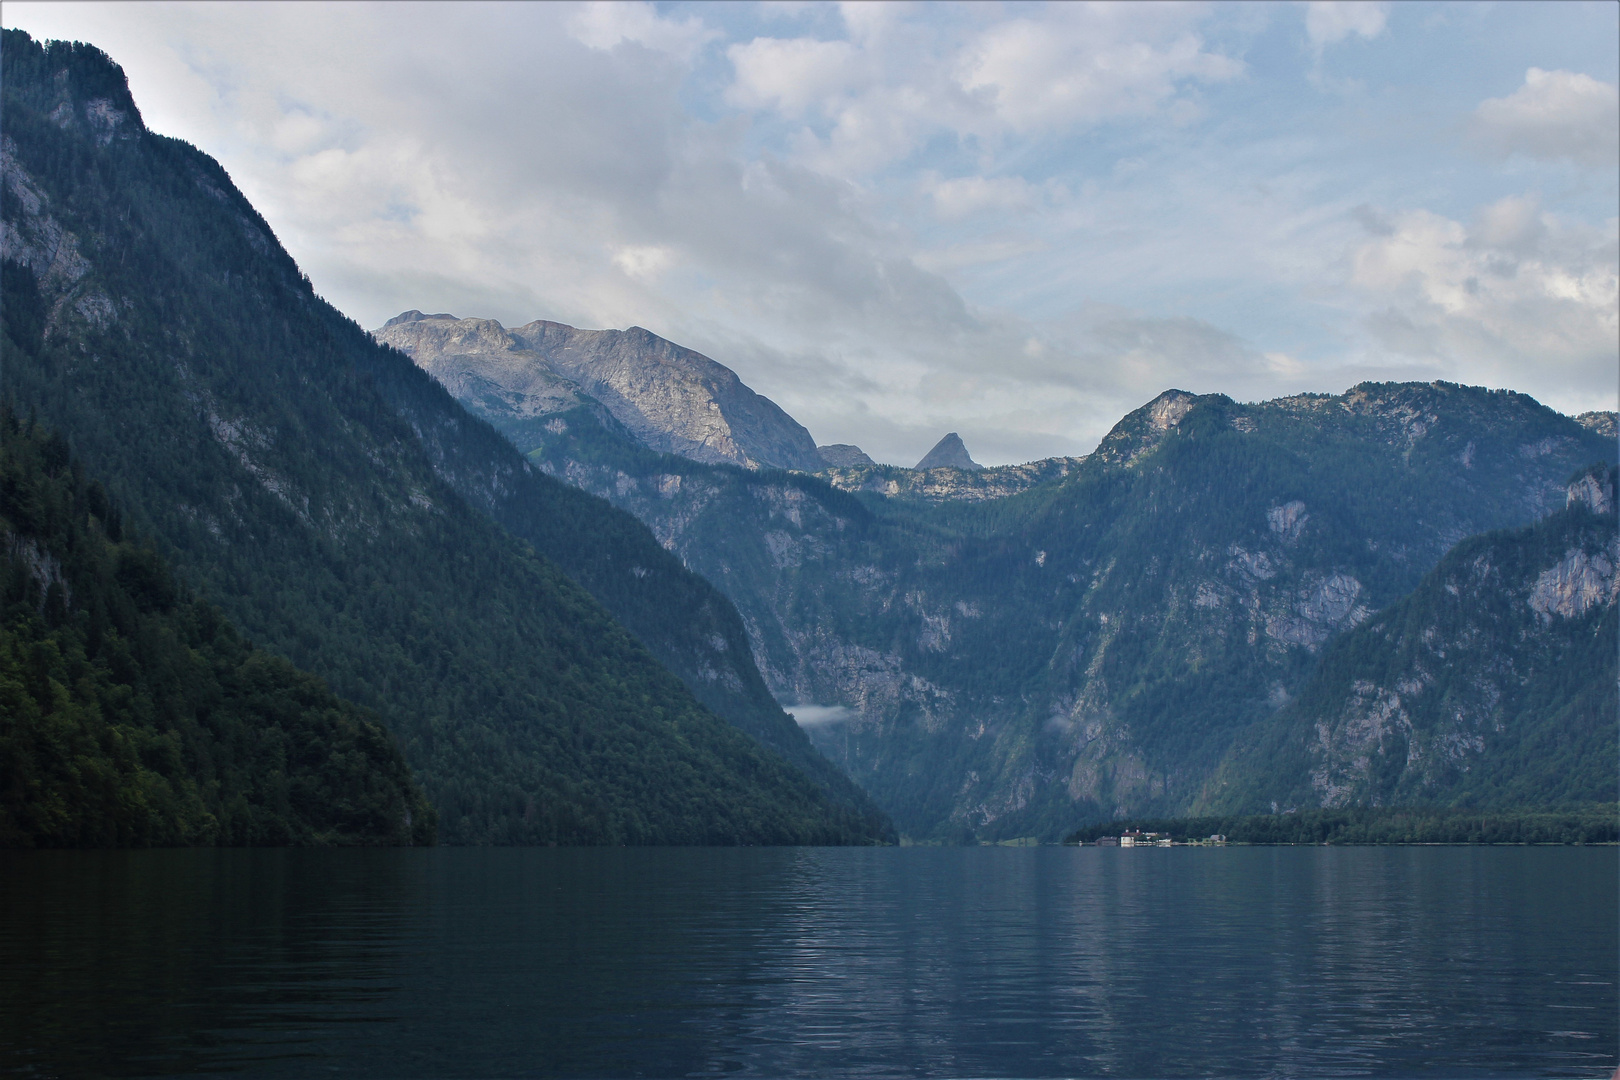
[1,846,1613,1078]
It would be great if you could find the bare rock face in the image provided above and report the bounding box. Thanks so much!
[376,312,585,418]
[1575,411,1618,440]
[914,432,982,471]
[1528,546,1619,621]
[1568,469,1616,516]
[819,457,1083,503]
[1088,389,1200,467]
[373,311,823,471]
[817,443,875,468]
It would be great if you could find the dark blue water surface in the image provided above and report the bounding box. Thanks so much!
[1,846,1613,1078]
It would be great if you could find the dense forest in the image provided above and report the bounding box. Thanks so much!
[0,412,436,846]
[0,29,889,846]
[1063,805,1619,846]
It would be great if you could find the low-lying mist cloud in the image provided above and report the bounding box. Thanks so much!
[786,705,854,728]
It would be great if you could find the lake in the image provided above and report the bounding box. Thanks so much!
[1,846,1613,1078]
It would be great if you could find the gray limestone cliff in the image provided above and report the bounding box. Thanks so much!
[374,311,823,471]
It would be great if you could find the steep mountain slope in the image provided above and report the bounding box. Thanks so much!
[0,29,887,845]
[1202,465,1617,813]
[886,387,1614,837]
[375,310,825,470]
[420,359,1615,837]
[0,413,436,847]
[358,340,890,839]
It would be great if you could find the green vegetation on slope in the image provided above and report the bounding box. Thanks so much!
[0,412,436,846]
[0,29,885,845]
[363,361,891,841]
[500,381,1614,840]
[1063,805,1619,846]
[1201,465,1618,815]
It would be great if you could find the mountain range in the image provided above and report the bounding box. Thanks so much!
[383,304,1616,839]
[2,28,1614,847]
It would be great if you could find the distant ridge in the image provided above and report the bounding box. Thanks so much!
[817,443,876,468]
[375,311,825,471]
[915,432,982,470]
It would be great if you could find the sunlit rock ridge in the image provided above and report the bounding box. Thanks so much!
[375,311,825,472]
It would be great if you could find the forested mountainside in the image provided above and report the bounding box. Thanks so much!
[0,415,435,846]
[358,339,889,840]
[0,30,888,845]
[1202,465,1618,814]
[413,338,1616,837]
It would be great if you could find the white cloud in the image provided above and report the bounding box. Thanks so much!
[913,237,1048,273]
[1474,68,1620,169]
[1349,196,1619,412]
[1303,1,1389,48]
[725,36,861,117]
[724,3,1242,178]
[959,8,1242,133]
[837,1,905,46]
[567,1,718,60]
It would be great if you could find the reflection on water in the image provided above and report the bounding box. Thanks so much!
[1,847,1613,1077]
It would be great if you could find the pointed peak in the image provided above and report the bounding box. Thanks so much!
[915,432,982,471]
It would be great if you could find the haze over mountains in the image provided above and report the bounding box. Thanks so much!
[379,299,1616,840]
[2,29,1614,848]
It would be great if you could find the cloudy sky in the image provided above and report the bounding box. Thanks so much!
[7,1,1617,464]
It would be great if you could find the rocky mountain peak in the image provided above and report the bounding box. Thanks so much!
[1090,389,1218,467]
[1575,411,1618,440]
[915,433,982,471]
[818,444,876,468]
[373,313,823,471]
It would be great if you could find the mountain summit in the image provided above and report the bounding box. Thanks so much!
[375,311,824,471]
[915,432,983,470]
